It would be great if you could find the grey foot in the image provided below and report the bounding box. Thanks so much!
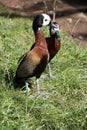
[37,92,51,98]
[47,74,57,79]
[28,94,35,99]
[41,74,57,79]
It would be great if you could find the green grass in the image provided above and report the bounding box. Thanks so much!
[0,7,87,130]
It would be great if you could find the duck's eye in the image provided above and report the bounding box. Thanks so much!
[45,19,47,21]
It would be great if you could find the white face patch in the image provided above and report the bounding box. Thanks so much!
[42,13,51,26]
[50,23,60,34]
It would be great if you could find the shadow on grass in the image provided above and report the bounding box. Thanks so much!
[1,68,20,89]
[4,69,32,90]
[61,0,87,7]
[0,12,33,19]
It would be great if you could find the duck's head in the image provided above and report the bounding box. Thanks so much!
[33,13,51,33]
[50,22,60,35]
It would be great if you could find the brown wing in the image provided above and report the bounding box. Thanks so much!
[16,49,41,79]
[18,52,27,65]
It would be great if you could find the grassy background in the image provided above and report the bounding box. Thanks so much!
[0,4,87,130]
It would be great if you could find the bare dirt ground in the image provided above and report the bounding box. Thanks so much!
[0,0,87,45]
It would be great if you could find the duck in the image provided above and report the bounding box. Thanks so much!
[46,21,61,78]
[15,13,51,94]
[30,21,61,78]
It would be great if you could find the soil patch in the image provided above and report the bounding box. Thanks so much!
[0,0,87,45]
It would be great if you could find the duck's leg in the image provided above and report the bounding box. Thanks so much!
[47,63,56,79]
[25,82,30,93]
[36,78,40,95]
[35,78,51,98]
[40,63,56,79]
[47,63,52,77]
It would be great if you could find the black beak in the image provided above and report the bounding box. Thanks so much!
[49,21,53,26]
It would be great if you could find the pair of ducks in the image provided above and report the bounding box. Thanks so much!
[15,13,61,95]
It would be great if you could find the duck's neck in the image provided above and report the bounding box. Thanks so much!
[51,32,61,41]
[34,29,48,49]
[33,25,39,34]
